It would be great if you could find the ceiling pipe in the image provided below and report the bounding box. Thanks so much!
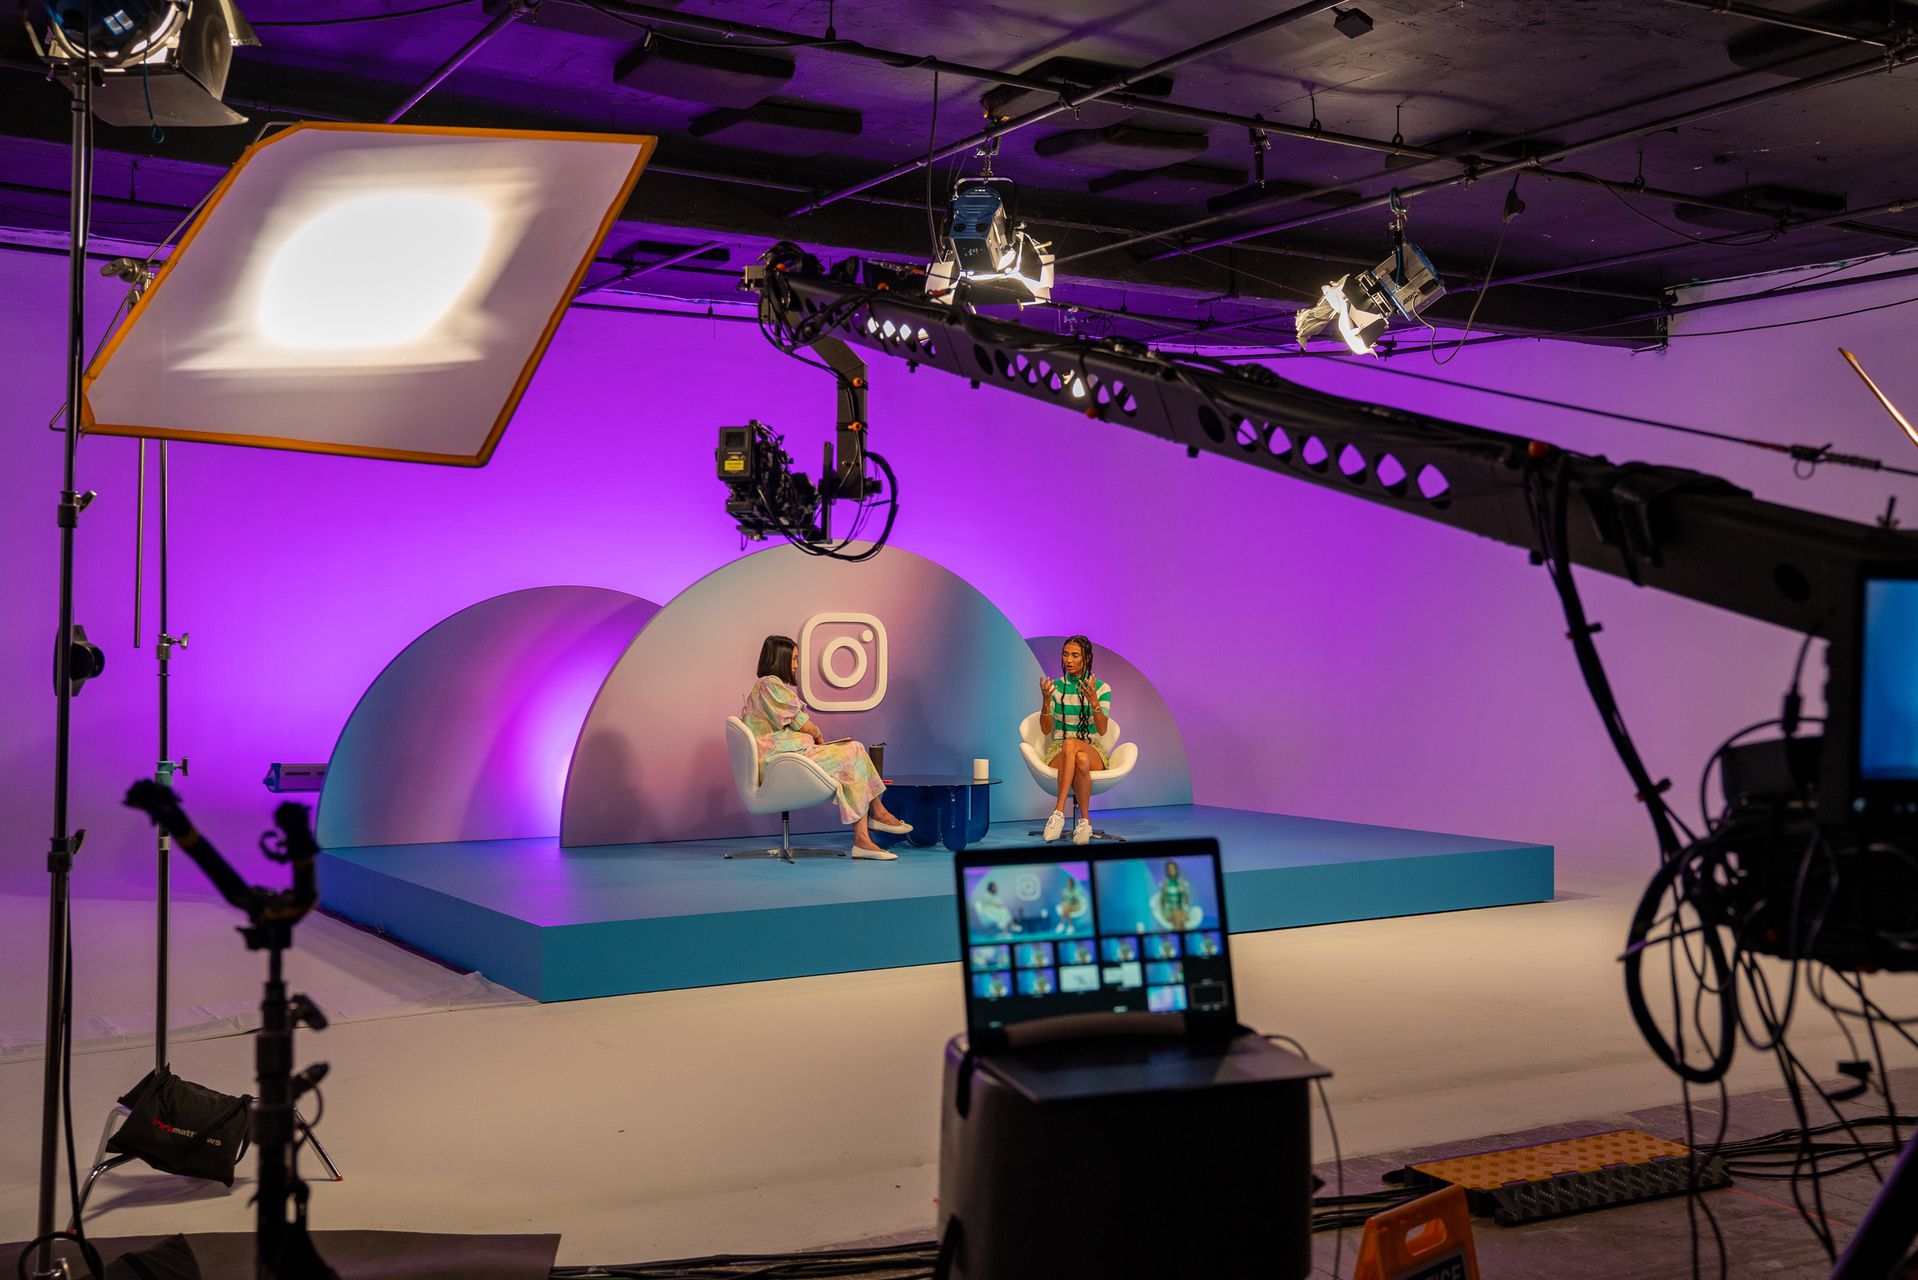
[1470,191,1917,291]
[1151,48,1914,260]
[1472,251,1918,344]
[1536,168,1918,245]
[785,0,1345,217]
[1657,0,1901,47]
[594,0,1443,163]
[384,0,533,124]
[578,238,727,295]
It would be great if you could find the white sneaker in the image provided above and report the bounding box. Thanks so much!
[1042,810,1066,843]
[852,845,898,861]
[1072,818,1093,846]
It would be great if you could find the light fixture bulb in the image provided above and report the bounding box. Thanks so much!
[258,193,492,350]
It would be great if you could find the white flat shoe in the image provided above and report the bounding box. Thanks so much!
[852,846,898,860]
[870,818,913,835]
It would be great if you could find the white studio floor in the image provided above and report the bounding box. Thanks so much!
[2,839,1912,1270]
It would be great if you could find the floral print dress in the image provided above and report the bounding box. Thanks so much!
[740,674,886,824]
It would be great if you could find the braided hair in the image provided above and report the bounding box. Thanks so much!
[1061,635,1098,740]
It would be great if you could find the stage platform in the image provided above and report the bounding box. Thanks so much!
[316,804,1553,1002]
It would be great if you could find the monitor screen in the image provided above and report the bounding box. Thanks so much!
[956,840,1233,1034]
[1860,577,1918,781]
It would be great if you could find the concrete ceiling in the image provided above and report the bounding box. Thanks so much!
[2,0,1915,350]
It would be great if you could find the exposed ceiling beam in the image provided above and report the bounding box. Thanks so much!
[591,0,1443,163]
[785,0,1345,216]
[1657,0,1905,47]
[1150,47,1916,259]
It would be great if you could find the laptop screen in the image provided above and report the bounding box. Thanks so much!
[954,838,1235,1036]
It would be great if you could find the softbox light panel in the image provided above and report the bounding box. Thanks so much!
[82,122,655,466]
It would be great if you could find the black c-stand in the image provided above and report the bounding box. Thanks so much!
[124,781,337,1280]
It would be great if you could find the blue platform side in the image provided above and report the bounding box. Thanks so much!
[317,804,1553,1002]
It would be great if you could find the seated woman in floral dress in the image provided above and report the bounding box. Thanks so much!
[741,634,911,860]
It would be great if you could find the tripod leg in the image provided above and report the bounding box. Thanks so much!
[1831,1129,1918,1279]
[294,1109,344,1183]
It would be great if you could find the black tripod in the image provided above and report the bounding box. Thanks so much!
[125,781,338,1280]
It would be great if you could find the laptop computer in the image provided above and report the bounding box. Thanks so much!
[953,837,1238,1055]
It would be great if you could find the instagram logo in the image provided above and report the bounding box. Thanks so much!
[800,612,889,711]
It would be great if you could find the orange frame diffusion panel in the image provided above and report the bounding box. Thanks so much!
[82,122,655,466]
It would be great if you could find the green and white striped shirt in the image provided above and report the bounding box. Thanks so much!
[1049,676,1112,749]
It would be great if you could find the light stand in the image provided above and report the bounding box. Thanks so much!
[125,781,337,1280]
[132,438,190,1086]
[30,24,100,1278]
[153,441,186,1080]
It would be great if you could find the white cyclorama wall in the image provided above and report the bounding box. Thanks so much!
[2,241,1914,894]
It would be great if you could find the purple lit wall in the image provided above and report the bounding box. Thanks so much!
[4,242,1916,897]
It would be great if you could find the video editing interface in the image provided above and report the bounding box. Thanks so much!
[1860,576,1918,782]
[961,852,1230,1030]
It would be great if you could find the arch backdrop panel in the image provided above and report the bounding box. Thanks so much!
[320,586,658,847]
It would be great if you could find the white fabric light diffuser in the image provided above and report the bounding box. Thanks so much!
[83,122,655,465]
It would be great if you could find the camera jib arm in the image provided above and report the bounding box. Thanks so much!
[810,334,875,541]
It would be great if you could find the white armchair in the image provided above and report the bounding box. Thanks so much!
[1017,712,1139,842]
[724,716,843,862]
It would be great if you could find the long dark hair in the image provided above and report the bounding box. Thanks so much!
[757,634,797,680]
[1062,635,1098,739]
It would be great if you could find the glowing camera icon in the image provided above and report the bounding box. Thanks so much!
[800,612,889,712]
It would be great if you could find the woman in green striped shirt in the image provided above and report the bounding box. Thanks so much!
[1039,635,1112,845]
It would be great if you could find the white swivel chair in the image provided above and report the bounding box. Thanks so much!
[1018,713,1139,842]
[724,716,843,862]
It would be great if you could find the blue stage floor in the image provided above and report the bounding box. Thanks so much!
[317,805,1553,1002]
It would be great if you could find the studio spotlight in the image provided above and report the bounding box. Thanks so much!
[1294,193,1444,354]
[26,0,259,128]
[927,177,1054,308]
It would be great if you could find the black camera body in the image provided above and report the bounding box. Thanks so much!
[717,420,823,542]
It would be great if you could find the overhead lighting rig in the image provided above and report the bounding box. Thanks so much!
[1294,189,1446,355]
[927,176,1055,308]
